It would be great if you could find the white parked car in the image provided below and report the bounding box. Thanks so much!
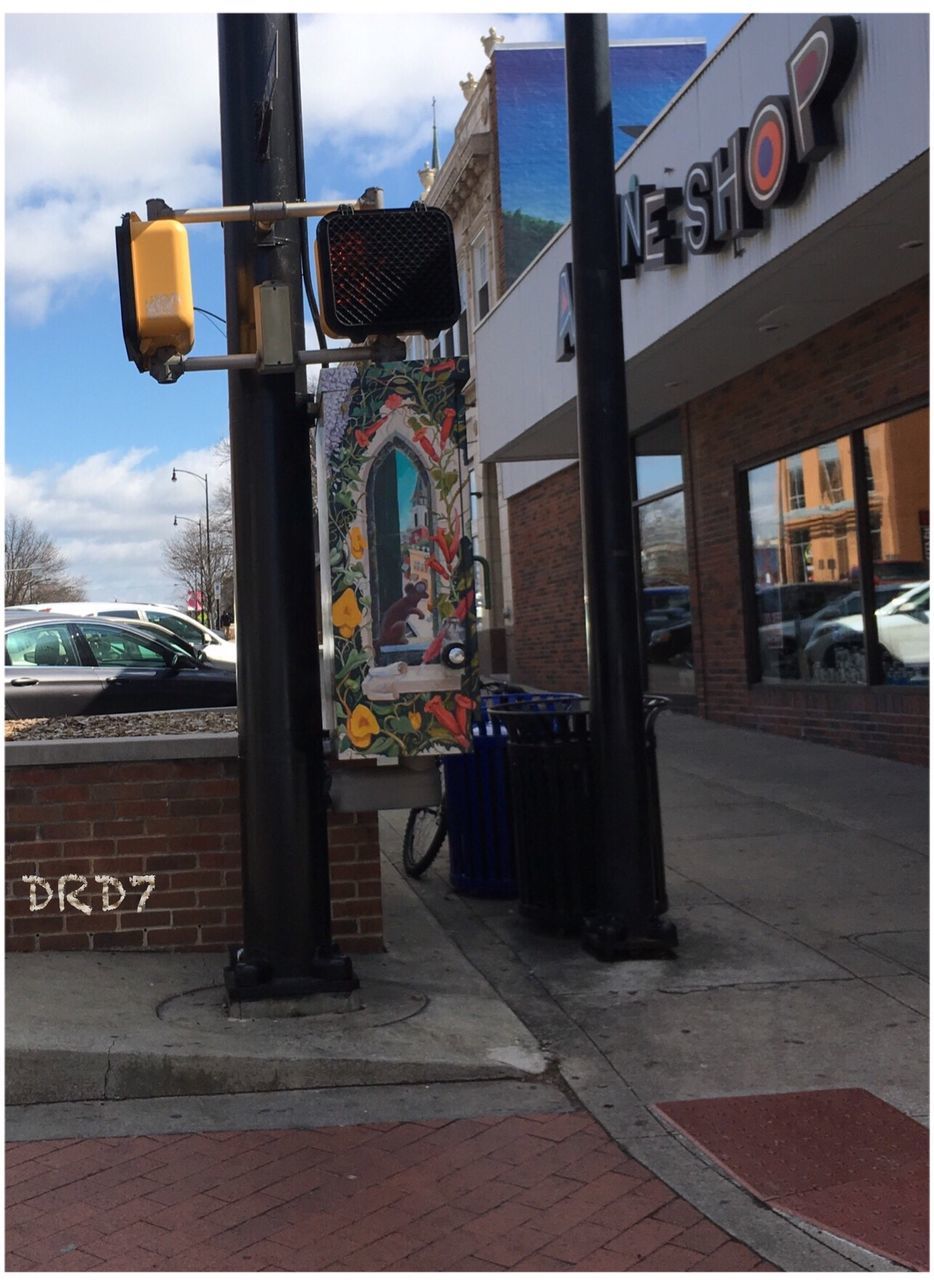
[23,602,237,669]
[804,582,930,683]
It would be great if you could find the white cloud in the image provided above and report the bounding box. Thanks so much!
[5,444,231,607]
[6,13,222,324]
[5,12,556,322]
[297,13,554,174]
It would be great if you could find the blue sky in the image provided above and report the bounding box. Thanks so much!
[5,9,742,606]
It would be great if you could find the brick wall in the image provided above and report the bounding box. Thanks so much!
[688,278,929,764]
[6,754,383,954]
[507,461,588,693]
[504,281,929,763]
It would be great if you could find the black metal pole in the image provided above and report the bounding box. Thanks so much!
[218,14,356,998]
[564,13,676,959]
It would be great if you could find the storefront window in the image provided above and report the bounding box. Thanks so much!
[745,409,929,687]
[634,417,692,695]
[862,412,930,686]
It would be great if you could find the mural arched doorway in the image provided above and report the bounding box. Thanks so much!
[367,438,439,666]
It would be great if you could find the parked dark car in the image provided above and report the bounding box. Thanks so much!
[5,610,237,718]
[641,586,692,667]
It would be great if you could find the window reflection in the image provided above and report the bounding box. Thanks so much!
[639,492,693,694]
[635,414,683,500]
[746,410,929,686]
[636,455,683,500]
[806,581,929,686]
[786,454,805,510]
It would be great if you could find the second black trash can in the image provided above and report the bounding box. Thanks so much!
[491,696,671,932]
[489,698,593,930]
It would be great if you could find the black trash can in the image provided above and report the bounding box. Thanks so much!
[491,695,670,932]
[489,698,593,930]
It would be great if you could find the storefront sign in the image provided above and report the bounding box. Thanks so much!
[620,15,858,275]
[556,262,575,362]
[557,14,859,352]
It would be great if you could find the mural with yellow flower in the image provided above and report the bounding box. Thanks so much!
[319,358,479,760]
[332,587,363,638]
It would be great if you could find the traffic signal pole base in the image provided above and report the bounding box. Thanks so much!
[581,913,678,962]
[224,944,360,1015]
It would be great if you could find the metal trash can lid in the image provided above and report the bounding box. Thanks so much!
[488,699,590,742]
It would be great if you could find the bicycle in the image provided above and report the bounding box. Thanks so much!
[402,766,448,877]
[401,677,526,879]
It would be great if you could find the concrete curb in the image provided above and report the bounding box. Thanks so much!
[5,1047,536,1107]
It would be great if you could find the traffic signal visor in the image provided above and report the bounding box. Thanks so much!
[116,212,195,370]
[315,205,460,343]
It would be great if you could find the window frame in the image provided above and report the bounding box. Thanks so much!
[632,414,693,689]
[6,622,81,667]
[76,620,176,668]
[471,229,491,324]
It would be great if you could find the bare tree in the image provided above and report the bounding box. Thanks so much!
[5,514,88,605]
[163,517,234,621]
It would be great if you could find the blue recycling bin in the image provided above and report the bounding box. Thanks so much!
[444,692,583,898]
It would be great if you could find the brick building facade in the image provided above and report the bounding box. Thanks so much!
[473,13,929,766]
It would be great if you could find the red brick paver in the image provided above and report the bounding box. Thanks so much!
[656,1089,929,1271]
[6,1111,771,1271]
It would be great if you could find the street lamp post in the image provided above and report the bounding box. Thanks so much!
[172,467,213,625]
[173,514,205,618]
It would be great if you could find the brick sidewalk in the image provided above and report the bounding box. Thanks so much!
[6,1111,776,1271]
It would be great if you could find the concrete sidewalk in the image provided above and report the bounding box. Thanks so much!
[7,712,929,1271]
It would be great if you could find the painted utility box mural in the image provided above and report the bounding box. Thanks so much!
[319,357,478,759]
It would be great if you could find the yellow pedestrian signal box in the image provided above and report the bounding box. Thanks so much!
[115,212,195,371]
[315,205,460,343]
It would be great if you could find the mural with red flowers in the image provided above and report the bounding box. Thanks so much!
[319,358,478,759]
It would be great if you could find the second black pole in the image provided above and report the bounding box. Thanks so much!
[564,13,676,959]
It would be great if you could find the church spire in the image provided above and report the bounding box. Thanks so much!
[418,98,441,199]
[430,96,440,172]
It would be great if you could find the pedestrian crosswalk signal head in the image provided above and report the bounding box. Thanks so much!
[315,205,460,344]
[116,211,195,373]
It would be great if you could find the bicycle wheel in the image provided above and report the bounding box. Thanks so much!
[402,795,447,878]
